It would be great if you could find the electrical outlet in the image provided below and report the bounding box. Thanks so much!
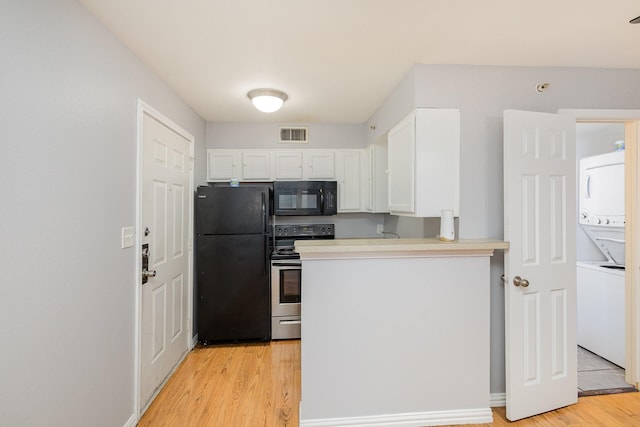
[376,224,384,234]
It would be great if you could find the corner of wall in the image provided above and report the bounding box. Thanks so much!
[365,65,418,145]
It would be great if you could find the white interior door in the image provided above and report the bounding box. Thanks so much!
[140,110,191,411]
[503,110,577,421]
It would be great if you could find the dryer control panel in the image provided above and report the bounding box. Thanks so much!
[579,150,625,227]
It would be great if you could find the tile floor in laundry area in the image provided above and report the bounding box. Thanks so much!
[578,346,637,396]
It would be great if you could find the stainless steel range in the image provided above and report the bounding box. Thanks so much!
[271,223,334,339]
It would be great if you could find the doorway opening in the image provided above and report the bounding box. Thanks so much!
[575,121,636,396]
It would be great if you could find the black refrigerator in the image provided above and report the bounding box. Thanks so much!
[195,184,271,344]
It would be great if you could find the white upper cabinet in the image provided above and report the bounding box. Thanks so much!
[206,148,374,211]
[335,150,364,212]
[207,149,238,181]
[303,150,335,179]
[387,108,460,217]
[387,115,415,213]
[240,151,272,180]
[274,151,303,180]
[207,149,272,181]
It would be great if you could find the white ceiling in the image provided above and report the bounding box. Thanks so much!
[79,0,640,124]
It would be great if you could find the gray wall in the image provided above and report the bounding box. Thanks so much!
[366,64,640,393]
[207,122,366,149]
[0,1,206,426]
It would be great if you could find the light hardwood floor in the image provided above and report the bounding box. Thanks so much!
[138,341,299,427]
[139,340,640,427]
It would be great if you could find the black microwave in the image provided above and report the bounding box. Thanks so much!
[273,181,337,216]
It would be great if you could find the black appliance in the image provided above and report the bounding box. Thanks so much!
[271,223,334,339]
[195,184,272,344]
[273,180,337,216]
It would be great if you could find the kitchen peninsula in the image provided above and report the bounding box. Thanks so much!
[295,238,508,427]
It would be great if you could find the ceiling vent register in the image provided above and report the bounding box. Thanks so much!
[279,126,308,144]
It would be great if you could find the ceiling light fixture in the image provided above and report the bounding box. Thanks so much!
[247,88,288,113]
[631,15,640,24]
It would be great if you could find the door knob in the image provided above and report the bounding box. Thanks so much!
[513,276,529,287]
[142,269,157,279]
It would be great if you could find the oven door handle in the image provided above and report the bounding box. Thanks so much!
[279,319,301,325]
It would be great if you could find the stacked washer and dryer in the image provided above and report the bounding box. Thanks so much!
[577,150,625,368]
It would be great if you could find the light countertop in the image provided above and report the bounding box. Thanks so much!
[295,237,509,257]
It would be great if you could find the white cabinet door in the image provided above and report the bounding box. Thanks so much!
[387,112,416,213]
[274,151,303,179]
[304,150,335,179]
[207,149,238,181]
[336,150,363,212]
[241,151,272,180]
[367,142,389,213]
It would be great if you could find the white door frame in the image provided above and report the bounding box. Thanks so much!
[560,109,640,389]
[134,99,195,419]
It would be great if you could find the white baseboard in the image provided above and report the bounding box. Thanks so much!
[300,408,493,427]
[490,392,506,407]
[123,413,137,427]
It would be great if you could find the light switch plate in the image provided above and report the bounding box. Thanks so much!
[121,226,135,249]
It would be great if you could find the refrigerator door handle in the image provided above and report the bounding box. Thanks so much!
[261,192,266,233]
[264,235,269,275]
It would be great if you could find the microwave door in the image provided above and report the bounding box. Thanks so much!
[300,189,322,216]
[276,188,297,215]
